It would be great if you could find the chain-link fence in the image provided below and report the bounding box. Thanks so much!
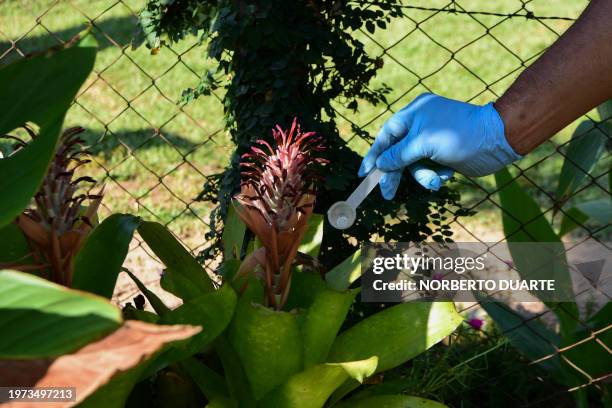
[1,0,609,406]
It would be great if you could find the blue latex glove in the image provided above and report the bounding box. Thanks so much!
[358,93,522,199]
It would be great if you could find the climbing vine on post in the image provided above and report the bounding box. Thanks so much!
[138,0,466,266]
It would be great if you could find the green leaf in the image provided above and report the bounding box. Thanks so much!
[160,267,204,301]
[574,198,612,225]
[72,214,140,298]
[298,214,324,258]
[180,357,229,401]
[122,305,159,323]
[158,284,237,360]
[0,270,121,358]
[589,302,611,329]
[260,357,377,408]
[495,168,578,334]
[326,250,361,291]
[335,394,448,408]
[609,163,612,198]
[0,34,97,229]
[215,335,257,407]
[228,299,303,400]
[328,302,462,373]
[0,222,31,264]
[131,285,235,379]
[302,286,357,367]
[284,270,328,310]
[480,298,597,389]
[556,120,607,200]
[125,269,171,316]
[559,199,612,237]
[223,204,246,261]
[206,397,239,408]
[597,99,612,124]
[558,207,588,237]
[479,299,560,367]
[561,327,612,381]
[138,221,214,298]
[495,168,559,242]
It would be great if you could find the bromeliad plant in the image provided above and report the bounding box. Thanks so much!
[233,119,327,309]
[3,125,103,286]
[121,119,463,407]
[0,33,199,407]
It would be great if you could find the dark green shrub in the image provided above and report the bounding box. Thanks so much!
[138,0,467,266]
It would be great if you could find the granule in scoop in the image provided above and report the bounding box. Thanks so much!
[336,215,350,229]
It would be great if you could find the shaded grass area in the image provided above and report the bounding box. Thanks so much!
[1,0,607,248]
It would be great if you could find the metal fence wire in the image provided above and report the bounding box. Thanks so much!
[0,0,609,406]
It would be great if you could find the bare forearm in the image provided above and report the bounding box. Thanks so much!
[495,0,612,155]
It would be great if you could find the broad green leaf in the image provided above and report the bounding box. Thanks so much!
[160,267,206,301]
[589,302,611,329]
[260,357,377,408]
[326,250,361,291]
[495,168,559,242]
[609,164,612,198]
[597,99,612,124]
[298,214,324,258]
[72,214,140,298]
[284,270,328,310]
[228,299,303,399]
[206,397,239,408]
[0,35,97,229]
[348,378,418,401]
[558,207,588,237]
[479,299,560,363]
[223,204,246,261]
[478,298,580,387]
[219,259,242,281]
[138,221,213,298]
[561,325,612,380]
[495,168,578,334]
[575,198,612,225]
[559,199,612,237]
[302,286,357,367]
[180,357,229,401]
[0,270,121,358]
[556,120,607,200]
[565,312,612,399]
[215,336,256,407]
[129,285,237,380]
[122,305,159,323]
[0,222,30,264]
[335,394,448,408]
[158,284,237,360]
[329,302,462,373]
[125,269,171,316]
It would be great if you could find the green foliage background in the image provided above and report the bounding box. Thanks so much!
[138,0,466,266]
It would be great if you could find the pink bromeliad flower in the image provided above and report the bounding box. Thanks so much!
[233,118,327,309]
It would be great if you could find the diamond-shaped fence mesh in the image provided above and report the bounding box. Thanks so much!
[0,0,609,405]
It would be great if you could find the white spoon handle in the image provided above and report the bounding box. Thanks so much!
[346,168,384,209]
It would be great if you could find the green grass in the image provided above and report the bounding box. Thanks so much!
[1,0,607,249]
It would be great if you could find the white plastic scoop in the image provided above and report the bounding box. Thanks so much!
[327,168,384,230]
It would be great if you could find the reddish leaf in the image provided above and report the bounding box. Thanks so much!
[0,321,200,407]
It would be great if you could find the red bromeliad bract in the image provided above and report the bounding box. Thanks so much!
[233,118,327,309]
[1,126,103,286]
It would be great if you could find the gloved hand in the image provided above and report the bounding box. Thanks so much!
[358,93,522,200]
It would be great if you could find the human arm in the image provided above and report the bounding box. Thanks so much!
[497,0,612,154]
[360,0,612,199]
